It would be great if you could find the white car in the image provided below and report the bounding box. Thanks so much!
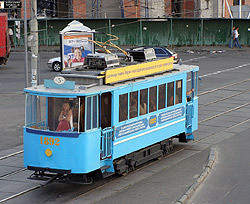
[47,57,61,72]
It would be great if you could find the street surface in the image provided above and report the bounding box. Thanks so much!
[0,46,249,204]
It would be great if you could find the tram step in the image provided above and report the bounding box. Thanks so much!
[102,171,115,178]
[100,165,111,171]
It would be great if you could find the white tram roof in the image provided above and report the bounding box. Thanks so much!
[24,64,199,97]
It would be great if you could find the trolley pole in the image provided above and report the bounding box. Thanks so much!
[30,0,38,86]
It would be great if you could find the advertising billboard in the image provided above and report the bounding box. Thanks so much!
[62,33,94,69]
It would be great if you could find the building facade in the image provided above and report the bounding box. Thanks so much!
[1,0,249,19]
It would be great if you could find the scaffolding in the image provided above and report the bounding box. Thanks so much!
[120,0,149,18]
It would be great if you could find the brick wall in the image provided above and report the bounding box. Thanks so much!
[73,0,86,18]
[21,0,31,19]
[183,0,195,17]
[164,0,172,17]
[123,0,141,18]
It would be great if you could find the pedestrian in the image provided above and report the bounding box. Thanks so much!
[8,28,14,48]
[229,26,235,48]
[232,26,242,49]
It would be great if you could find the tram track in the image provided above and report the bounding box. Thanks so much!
[199,89,250,108]
[1,99,249,204]
[1,69,249,203]
[198,78,250,96]
[1,80,249,203]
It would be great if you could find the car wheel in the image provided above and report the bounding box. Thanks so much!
[52,62,61,72]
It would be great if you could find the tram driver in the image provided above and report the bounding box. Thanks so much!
[186,88,194,102]
[56,101,73,131]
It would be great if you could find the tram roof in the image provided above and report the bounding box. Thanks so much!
[24,64,199,97]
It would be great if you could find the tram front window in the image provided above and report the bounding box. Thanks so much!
[25,94,81,132]
[25,95,47,130]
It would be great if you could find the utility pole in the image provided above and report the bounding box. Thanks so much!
[30,0,38,86]
[24,0,28,88]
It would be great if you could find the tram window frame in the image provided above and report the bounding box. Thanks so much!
[129,91,138,119]
[158,84,166,110]
[119,93,128,122]
[167,82,174,107]
[140,88,148,116]
[149,86,157,113]
[85,95,99,131]
[175,80,183,104]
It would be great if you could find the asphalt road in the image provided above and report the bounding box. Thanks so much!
[0,46,249,204]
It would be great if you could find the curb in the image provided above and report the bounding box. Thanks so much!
[175,146,217,204]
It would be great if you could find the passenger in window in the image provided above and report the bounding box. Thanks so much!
[140,103,147,115]
[140,89,148,115]
[167,82,174,107]
[56,101,73,131]
[149,99,156,112]
[130,98,138,118]
[186,89,194,102]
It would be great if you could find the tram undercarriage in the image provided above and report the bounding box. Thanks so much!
[27,136,182,185]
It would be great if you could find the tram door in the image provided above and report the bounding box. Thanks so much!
[186,71,198,138]
[100,92,113,160]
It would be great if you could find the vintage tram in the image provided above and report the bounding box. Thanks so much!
[23,49,199,183]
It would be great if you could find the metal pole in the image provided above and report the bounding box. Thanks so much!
[140,20,143,46]
[108,18,111,36]
[46,20,48,48]
[239,0,242,18]
[30,0,38,86]
[200,19,203,46]
[24,0,28,88]
[225,0,233,18]
[223,0,225,18]
[170,18,173,48]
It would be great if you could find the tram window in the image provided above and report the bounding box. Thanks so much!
[158,84,166,110]
[149,86,157,113]
[79,97,85,132]
[167,82,174,107]
[92,96,98,128]
[85,95,99,131]
[130,91,138,119]
[140,88,148,116]
[25,95,46,130]
[175,80,183,104]
[86,97,91,130]
[119,93,128,122]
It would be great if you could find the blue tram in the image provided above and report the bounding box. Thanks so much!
[23,51,199,182]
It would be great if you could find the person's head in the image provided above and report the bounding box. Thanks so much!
[232,26,235,30]
[235,26,239,30]
[73,47,84,62]
[62,102,70,111]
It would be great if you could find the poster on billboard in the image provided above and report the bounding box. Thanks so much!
[62,33,94,69]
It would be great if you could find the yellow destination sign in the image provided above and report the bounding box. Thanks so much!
[105,57,174,84]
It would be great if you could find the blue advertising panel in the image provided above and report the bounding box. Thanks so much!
[115,106,185,139]
[158,106,184,124]
[116,118,148,139]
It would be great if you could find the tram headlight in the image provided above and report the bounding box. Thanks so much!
[45,148,52,157]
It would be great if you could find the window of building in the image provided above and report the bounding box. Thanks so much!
[149,86,157,113]
[119,93,128,122]
[233,0,245,5]
[167,82,174,107]
[130,91,138,119]
[175,80,182,104]
[140,89,148,116]
[158,84,166,110]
